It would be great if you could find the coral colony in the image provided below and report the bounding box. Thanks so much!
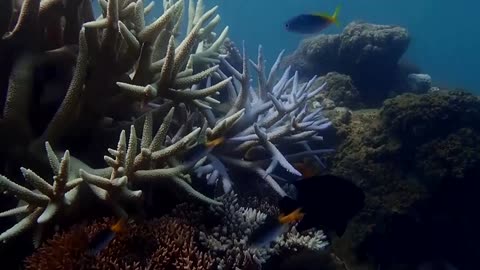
[0,0,332,267]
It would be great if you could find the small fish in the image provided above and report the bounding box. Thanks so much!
[293,158,318,178]
[184,136,225,163]
[285,6,341,34]
[280,173,365,237]
[248,208,304,248]
[87,217,127,256]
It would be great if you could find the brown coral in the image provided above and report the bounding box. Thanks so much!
[25,217,214,270]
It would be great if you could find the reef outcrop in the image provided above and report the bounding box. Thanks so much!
[328,90,480,270]
[283,21,414,106]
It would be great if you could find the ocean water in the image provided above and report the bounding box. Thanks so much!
[204,0,479,92]
[2,0,480,269]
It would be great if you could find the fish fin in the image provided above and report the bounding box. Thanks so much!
[87,229,116,256]
[279,196,301,215]
[311,12,331,18]
[205,136,225,148]
[331,5,341,27]
[111,217,127,233]
[293,162,316,178]
[278,208,305,224]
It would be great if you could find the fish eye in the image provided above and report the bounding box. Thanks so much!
[285,23,289,28]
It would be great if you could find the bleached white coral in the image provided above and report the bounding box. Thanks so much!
[193,44,334,196]
[276,226,328,251]
[198,192,328,269]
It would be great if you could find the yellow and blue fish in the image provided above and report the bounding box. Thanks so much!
[184,136,225,163]
[248,208,305,248]
[248,170,365,248]
[87,217,127,256]
[285,6,341,34]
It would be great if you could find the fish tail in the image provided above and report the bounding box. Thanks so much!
[110,217,127,233]
[332,5,341,27]
[206,136,225,148]
[278,208,305,224]
[293,161,316,178]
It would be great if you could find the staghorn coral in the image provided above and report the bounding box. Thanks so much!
[0,0,229,243]
[193,45,335,196]
[24,216,214,270]
[0,107,222,243]
[0,0,333,247]
[0,0,230,167]
[0,142,82,242]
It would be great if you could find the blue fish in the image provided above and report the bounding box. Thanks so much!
[248,208,304,248]
[285,6,341,34]
[183,136,225,163]
[87,217,127,256]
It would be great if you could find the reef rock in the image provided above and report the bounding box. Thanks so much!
[380,90,480,145]
[283,22,410,106]
[329,107,352,126]
[406,73,432,93]
[314,72,362,109]
[328,90,480,270]
[283,34,341,78]
[337,22,410,74]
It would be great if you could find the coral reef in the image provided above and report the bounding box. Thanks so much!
[325,90,480,270]
[406,73,432,93]
[193,44,334,196]
[312,72,361,109]
[415,128,480,182]
[283,21,412,106]
[380,90,480,144]
[198,192,328,269]
[24,216,214,270]
[0,0,231,243]
[25,191,328,270]
[0,0,333,257]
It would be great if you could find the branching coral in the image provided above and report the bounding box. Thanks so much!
[0,142,83,242]
[198,192,328,269]
[192,45,334,196]
[24,216,214,270]
[0,0,228,243]
[25,192,328,270]
[0,0,230,161]
[0,0,333,247]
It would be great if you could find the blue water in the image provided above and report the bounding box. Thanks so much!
[199,0,479,92]
[136,0,479,92]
